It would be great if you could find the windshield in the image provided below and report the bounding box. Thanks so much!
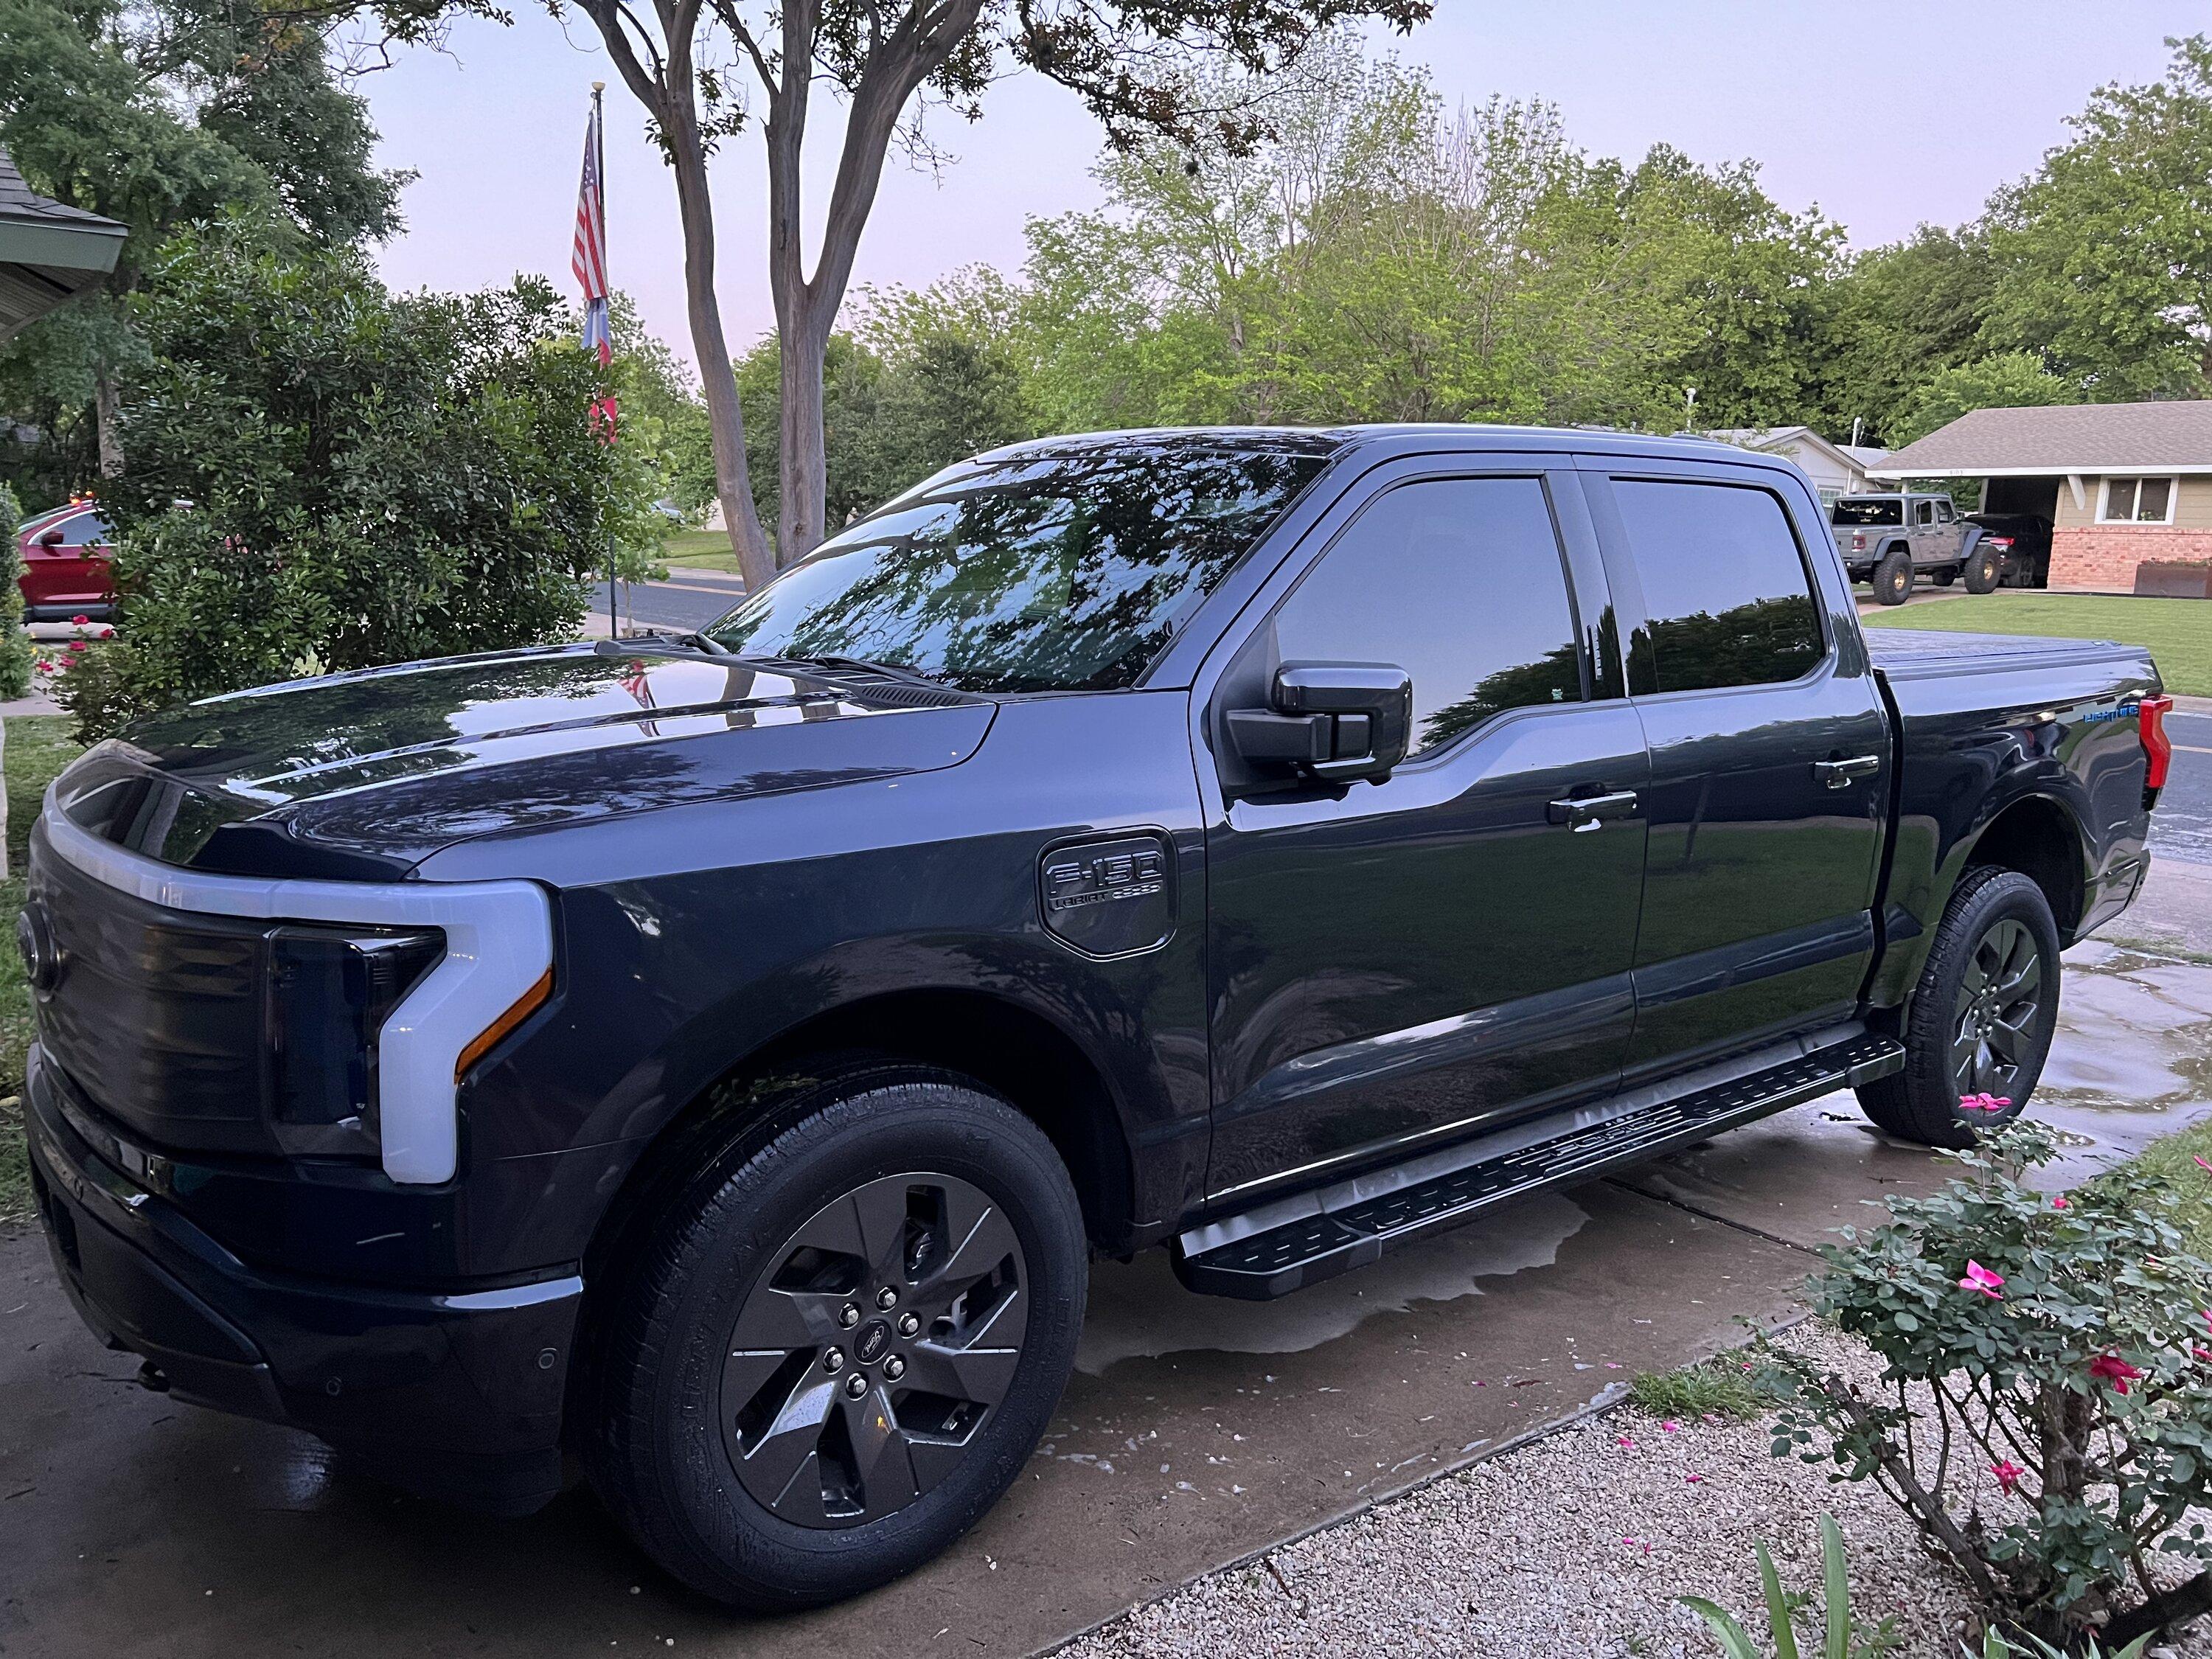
[1831,498,1903,526]
[704,438,1330,693]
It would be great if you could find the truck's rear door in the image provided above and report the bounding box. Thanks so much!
[1581,458,1891,1077]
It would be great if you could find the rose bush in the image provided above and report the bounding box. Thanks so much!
[1762,1120,2212,1648]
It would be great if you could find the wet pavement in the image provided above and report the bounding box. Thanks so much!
[4,855,2211,1656]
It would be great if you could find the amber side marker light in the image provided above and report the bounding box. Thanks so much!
[456,965,554,1080]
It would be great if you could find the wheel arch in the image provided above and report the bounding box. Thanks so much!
[1958,792,2090,942]
[581,987,1139,1287]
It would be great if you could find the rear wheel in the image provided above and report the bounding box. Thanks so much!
[1963,545,2003,594]
[1874,548,1915,605]
[584,1068,1087,1609]
[1857,867,2062,1147]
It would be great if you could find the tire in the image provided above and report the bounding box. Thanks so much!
[1873,548,1915,605]
[1930,567,1957,588]
[1963,545,2003,594]
[1857,867,2062,1148]
[583,1066,1088,1609]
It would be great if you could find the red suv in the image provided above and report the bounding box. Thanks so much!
[17,499,114,621]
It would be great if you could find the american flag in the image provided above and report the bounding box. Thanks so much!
[574,99,616,439]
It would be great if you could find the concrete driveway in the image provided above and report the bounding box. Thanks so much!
[4,835,2211,1658]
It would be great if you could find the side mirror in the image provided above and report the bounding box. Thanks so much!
[1227,661,1413,785]
[36,528,64,548]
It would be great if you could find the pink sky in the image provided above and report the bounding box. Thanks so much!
[365,1,2204,372]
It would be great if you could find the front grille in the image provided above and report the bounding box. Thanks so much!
[28,825,274,1154]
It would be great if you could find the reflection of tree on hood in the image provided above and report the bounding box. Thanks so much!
[715,437,1328,693]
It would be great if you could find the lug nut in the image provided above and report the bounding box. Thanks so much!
[895,1312,919,1338]
[838,1302,860,1329]
[883,1355,906,1381]
[844,1372,869,1399]
[823,1348,845,1373]
[876,1287,899,1310]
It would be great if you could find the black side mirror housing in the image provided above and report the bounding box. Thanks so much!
[1227,661,1413,785]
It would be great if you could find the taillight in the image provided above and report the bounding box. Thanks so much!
[1851,532,1865,551]
[2141,694,2174,793]
[1986,536,2012,552]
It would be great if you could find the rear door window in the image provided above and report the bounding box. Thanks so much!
[1270,477,1584,756]
[1610,480,1826,694]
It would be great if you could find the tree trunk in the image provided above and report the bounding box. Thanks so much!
[94,371,122,478]
[777,308,830,560]
[667,110,776,594]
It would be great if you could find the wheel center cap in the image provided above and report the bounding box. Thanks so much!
[852,1317,894,1366]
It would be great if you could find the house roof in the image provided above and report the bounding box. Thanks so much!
[1704,425,1889,479]
[1870,400,2212,479]
[0,147,125,344]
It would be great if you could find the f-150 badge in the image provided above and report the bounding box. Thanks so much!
[1039,831,1176,957]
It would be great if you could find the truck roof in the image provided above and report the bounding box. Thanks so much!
[969,422,1804,476]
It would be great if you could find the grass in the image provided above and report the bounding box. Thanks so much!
[658,529,742,574]
[1629,1347,1775,1422]
[2127,1114,2212,1259]
[0,715,86,1226]
[1860,592,2212,697]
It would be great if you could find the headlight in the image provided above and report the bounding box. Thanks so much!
[265,925,444,1156]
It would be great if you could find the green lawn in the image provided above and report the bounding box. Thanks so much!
[0,716,85,1226]
[1861,592,2212,697]
[660,529,742,574]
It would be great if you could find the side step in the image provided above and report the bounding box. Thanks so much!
[1174,1029,1905,1300]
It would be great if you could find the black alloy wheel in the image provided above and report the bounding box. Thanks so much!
[583,1067,1086,1610]
[1856,867,2062,1147]
[722,1170,1027,1528]
[1950,918,2045,1101]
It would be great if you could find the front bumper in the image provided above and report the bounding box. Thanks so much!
[25,1045,582,1515]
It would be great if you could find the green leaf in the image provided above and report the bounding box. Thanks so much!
[1756,1541,1800,1659]
[1820,1515,1850,1659]
[1677,1597,1762,1659]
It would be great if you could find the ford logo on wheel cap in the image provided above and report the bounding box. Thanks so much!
[15,901,58,994]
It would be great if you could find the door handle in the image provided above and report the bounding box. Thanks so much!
[1547,790,1638,832]
[1813,755,1882,789]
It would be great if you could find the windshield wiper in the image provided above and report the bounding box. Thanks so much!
[759,653,953,689]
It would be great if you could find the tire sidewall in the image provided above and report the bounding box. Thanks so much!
[1919,871,2063,1134]
[602,1076,1086,1608]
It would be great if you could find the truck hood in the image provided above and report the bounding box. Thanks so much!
[52,644,997,878]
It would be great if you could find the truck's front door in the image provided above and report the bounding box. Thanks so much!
[1581,465,1891,1079]
[1197,465,1648,1203]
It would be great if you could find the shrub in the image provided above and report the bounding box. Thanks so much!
[1761,1121,2212,1648]
[0,486,35,700]
[80,220,670,738]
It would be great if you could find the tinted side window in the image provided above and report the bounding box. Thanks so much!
[1612,480,1825,694]
[1272,478,1582,756]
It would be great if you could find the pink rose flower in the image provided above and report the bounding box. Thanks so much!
[1992,1459,2025,1494]
[2090,1354,2146,1394]
[1959,1260,2005,1300]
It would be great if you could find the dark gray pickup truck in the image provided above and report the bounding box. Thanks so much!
[24,423,2171,1610]
[1833,490,2000,603]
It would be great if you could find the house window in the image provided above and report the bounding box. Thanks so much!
[2100,476,2177,524]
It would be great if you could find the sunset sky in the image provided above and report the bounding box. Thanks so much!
[361,1,2205,369]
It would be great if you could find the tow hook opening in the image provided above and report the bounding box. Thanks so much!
[136,1360,170,1394]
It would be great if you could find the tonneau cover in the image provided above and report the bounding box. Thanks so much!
[1865,629,2150,682]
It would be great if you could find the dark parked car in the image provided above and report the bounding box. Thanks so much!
[15,499,114,621]
[24,426,2168,1610]
[1965,511,2054,588]
[1832,490,1999,603]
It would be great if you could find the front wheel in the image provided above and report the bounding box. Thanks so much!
[1874,548,1915,605]
[583,1068,1088,1609]
[1857,867,2062,1147]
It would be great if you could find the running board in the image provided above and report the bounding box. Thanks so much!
[1173,1030,1905,1300]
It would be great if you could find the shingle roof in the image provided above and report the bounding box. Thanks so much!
[1871,400,2212,476]
[0,149,120,232]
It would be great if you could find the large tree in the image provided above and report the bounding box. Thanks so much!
[0,0,472,485]
[562,0,1430,591]
[1984,33,2212,400]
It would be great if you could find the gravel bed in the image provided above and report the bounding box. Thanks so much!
[1060,1323,2212,1659]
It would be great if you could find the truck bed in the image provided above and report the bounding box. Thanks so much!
[1865,627,2154,682]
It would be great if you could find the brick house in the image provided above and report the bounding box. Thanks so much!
[1868,400,2212,592]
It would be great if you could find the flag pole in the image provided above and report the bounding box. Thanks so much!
[594,80,619,641]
